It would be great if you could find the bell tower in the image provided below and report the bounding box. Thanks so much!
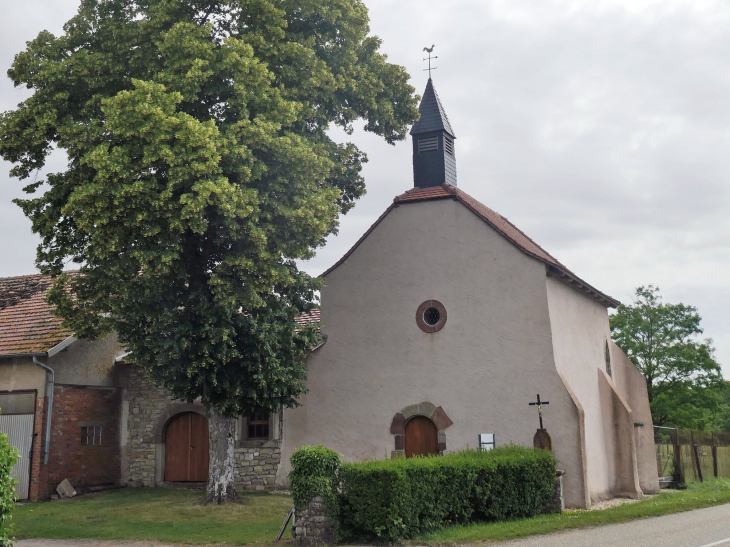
[410,77,457,188]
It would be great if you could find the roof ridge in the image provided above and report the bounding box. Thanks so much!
[454,187,567,269]
[0,272,48,281]
[326,184,619,308]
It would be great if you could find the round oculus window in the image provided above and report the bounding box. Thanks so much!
[423,307,441,326]
[416,300,447,333]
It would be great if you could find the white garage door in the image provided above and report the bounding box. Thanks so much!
[0,414,35,500]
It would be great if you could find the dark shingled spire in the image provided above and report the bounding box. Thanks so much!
[410,78,455,137]
[411,78,457,188]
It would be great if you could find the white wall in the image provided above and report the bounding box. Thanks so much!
[280,198,587,507]
[545,275,615,501]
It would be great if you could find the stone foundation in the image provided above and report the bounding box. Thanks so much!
[292,495,334,547]
[234,445,281,491]
[542,470,565,513]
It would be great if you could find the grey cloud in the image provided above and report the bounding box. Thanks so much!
[1,0,728,372]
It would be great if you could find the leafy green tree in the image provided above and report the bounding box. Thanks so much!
[610,286,723,429]
[711,381,730,432]
[0,419,18,547]
[0,0,418,502]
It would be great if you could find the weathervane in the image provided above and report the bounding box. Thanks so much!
[423,44,437,78]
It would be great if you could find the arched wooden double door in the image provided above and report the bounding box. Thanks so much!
[405,416,439,458]
[164,412,209,481]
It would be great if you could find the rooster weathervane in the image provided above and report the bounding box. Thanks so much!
[423,44,437,78]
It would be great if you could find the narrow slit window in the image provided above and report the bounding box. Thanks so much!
[418,136,438,153]
[444,136,454,155]
[81,425,102,446]
[605,341,612,377]
[247,413,270,440]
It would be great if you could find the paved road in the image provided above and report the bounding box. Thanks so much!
[14,503,730,546]
[498,502,730,547]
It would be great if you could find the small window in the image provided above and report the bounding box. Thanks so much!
[81,425,102,446]
[444,136,454,155]
[423,307,441,326]
[605,341,612,377]
[418,136,438,153]
[416,300,447,333]
[247,414,269,440]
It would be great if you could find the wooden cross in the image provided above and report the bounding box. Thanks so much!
[423,44,438,78]
[529,394,549,430]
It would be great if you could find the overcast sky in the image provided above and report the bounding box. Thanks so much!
[2,0,729,375]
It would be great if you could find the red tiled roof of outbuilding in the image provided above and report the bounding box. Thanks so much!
[0,274,72,355]
[323,184,619,308]
[295,309,320,328]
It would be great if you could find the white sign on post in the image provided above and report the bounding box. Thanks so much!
[479,433,495,451]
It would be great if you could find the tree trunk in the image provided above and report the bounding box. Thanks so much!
[205,409,241,504]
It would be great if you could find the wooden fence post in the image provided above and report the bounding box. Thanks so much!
[712,432,719,479]
[691,430,703,483]
[672,428,685,486]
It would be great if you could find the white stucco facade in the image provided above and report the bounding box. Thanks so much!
[277,195,658,508]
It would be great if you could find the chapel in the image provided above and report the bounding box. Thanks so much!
[277,77,660,508]
[0,77,658,509]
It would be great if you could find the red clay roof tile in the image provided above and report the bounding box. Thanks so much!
[0,274,72,355]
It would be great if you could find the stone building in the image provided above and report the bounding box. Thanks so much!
[0,274,289,500]
[0,77,659,508]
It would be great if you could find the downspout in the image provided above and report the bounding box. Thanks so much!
[32,356,54,465]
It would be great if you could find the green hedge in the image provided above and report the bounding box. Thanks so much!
[0,419,18,546]
[337,446,556,543]
[289,445,340,510]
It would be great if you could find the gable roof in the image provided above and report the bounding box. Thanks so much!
[410,78,456,137]
[0,273,323,355]
[322,184,619,308]
[0,274,73,356]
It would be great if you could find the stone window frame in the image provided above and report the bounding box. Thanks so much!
[236,412,280,449]
[390,401,453,458]
[416,300,447,333]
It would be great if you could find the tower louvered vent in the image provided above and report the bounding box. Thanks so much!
[418,136,438,153]
[444,136,454,155]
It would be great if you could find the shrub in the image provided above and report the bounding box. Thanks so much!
[0,424,18,546]
[289,445,340,510]
[336,446,556,543]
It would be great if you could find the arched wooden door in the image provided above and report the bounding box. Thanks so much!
[164,412,209,481]
[404,416,439,458]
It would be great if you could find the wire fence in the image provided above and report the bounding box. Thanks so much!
[654,426,730,484]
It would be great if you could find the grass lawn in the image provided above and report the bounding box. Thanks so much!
[15,487,294,545]
[415,478,730,544]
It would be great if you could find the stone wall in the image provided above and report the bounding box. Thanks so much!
[124,364,281,489]
[292,495,334,547]
[125,366,172,486]
[234,444,281,491]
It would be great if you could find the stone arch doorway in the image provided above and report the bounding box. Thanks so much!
[390,402,453,458]
[405,416,438,458]
[164,412,209,482]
